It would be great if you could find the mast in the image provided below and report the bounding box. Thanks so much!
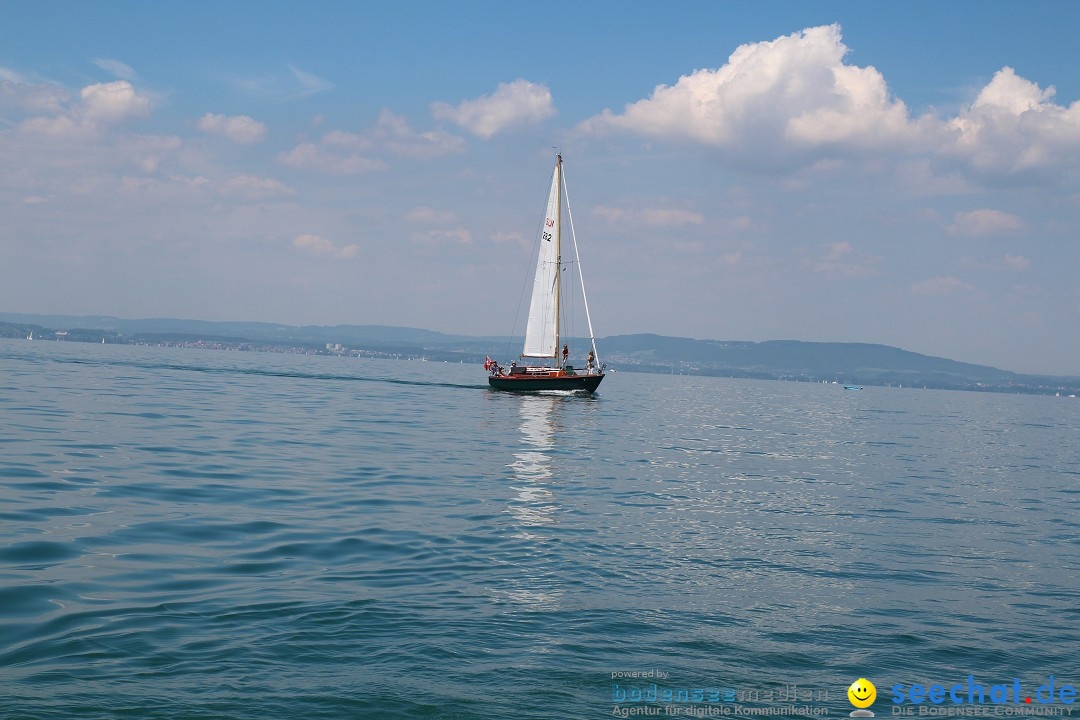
[554,154,562,366]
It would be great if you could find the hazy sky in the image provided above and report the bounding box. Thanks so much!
[3,1,1079,374]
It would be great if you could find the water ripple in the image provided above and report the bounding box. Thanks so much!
[1,341,1078,717]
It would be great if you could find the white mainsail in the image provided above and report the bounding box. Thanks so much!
[521,160,561,358]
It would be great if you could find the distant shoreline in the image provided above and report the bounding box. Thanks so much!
[2,314,1078,397]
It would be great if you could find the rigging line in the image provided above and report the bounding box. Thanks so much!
[562,257,575,356]
[561,162,600,367]
[569,263,577,354]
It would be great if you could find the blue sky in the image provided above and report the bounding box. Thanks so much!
[3,1,1080,374]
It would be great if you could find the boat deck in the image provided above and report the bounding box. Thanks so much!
[489,366,604,393]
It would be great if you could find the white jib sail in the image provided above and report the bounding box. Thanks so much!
[522,162,561,358]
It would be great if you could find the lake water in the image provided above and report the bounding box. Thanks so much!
[1,339,1078,719]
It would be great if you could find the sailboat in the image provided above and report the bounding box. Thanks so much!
[488,155,605,393]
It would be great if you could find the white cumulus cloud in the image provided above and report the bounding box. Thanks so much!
[79,81,151,123]
[197,112,268,144]
[578,25,1080,185]
[580,25,919,164]
[941,67,1080,180]
[432,79,555,138]
[4,77,151,139]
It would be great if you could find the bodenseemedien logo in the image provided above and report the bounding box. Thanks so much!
[849,678,877,717]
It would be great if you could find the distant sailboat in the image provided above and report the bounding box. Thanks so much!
[487,154,605,393]
[26,330,33,340]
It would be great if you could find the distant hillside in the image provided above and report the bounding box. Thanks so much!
[2,313,1077,394]
[0,313,493,347]
[598,334,1025,387]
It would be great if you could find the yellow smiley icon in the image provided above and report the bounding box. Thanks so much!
[848,678,877,709]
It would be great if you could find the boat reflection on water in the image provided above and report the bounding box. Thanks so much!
[503,395,563,609]
[508,395,560,531]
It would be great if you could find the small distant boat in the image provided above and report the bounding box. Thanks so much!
[26,331,33,340]
[843,385,864,391]
[487,154,605,393]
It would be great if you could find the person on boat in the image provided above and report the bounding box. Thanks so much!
[587,350,595,373]
[561,344,569,367]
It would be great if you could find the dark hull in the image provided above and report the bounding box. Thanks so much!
[489,373,605,393]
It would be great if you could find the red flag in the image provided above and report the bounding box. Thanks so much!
[484,355,493,370]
